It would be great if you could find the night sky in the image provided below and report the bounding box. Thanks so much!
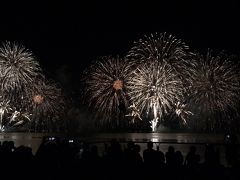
[0,0,239,92]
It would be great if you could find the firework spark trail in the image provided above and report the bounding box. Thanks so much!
[8,107,31,127]
[175,101,193,125]
[0,42,42,92]
[0,41,67,132]
[0,98,11,130]
[127,61,185,131]
[189,51,240,130]
[84,56,132,127]
[0,97,31,131]
[125,103,142,123]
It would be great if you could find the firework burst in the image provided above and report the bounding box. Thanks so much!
[127,61,185,131]
[189,51,240,131]
[126,33,194,131]
[0,96,31,132]
[25,78,66,132]
[0,42,42,93]
[83,56,132,128]
[127,32,194,74]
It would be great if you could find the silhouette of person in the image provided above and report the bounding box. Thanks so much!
[184,146,200,168]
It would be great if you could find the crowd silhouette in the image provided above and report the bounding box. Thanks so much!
[0,136,239,180]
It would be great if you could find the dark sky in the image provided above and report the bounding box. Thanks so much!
[0,0,239,86]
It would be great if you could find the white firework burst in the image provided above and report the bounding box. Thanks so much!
[175,101,193,125]
[0,41,42,92]
[0,96,31,131]
[127,32,194,75]
[83,56,132,127]
[127,61,185,131]
[125,103,142,123]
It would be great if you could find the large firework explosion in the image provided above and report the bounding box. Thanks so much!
[127,61,185,131]
[83,56,132,128]
[188,51,240,131]
[0,42,42,93]
[0,41,67,132]
[25,78,67,132]
[0,42,43,131]
[125,33,195,130]
[81,33,240,132]
[127,33,195,79]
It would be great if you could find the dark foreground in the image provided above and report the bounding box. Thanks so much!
[0,133,240,179]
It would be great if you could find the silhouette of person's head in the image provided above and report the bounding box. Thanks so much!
[168,146,175,153]
[147,141,153,149]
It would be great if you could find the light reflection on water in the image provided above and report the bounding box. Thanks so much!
[0,132,225,150]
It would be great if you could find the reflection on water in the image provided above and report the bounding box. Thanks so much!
[0,132,225,152]
[85,132,225,143]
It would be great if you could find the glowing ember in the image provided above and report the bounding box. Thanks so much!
[113,79,123,90]
[33,95,44,105]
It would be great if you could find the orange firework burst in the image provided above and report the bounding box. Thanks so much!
[113,79,123,90]
[33,95,44,105]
